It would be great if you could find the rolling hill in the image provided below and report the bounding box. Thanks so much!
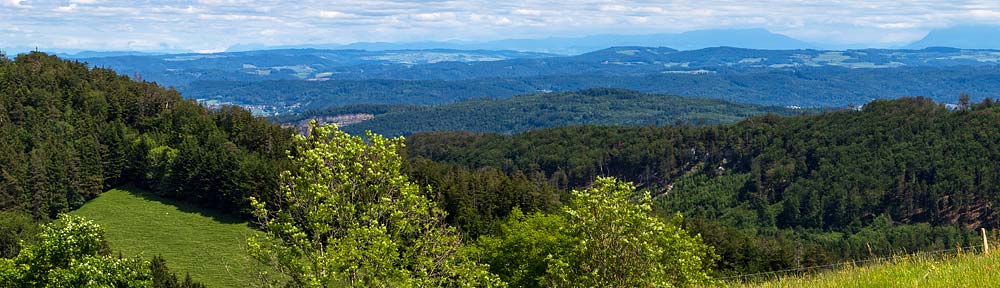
[279,88,811,136]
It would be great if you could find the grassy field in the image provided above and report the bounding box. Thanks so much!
[70,187,262,288]
[732,251,1000,288]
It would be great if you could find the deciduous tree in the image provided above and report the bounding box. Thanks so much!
[247,122,502,287]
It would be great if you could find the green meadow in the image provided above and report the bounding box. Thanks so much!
[71,187,263,288]
[732,251,1000,288]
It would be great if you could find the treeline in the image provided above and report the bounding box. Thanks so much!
[280,88,809,136]
[406,158,566,238]
[0,52,292,220]
[405,96,1000,275]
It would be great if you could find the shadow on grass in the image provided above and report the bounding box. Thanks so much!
[113,184,253,226]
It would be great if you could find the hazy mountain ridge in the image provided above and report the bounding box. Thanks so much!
[225,28,818,54]
[906,25,1000,49]
[75,46,1000,89]
[75,48,556,87]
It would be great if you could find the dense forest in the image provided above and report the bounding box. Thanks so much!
[0,52,292,221]
[406,96,999,275]
[277,88,810,136]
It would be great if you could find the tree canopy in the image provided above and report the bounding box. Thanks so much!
[246,122,501,287]
[473,177,717,287]
[406,96,999,275]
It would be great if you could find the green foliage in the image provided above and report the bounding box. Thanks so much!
[406,96,1000,275]
[0,214,151,287]
[407,158,565,238]
[0,210,38,258]
[470,208,573,288]
[474,177,717,287]
[247,122,502,287]
[548,177,716,287]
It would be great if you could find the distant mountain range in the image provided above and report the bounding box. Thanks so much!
[226,26,1000,53]
[2,47,194,58]
[227,28,818,54]
[906,25,1000,49]
[12,26,1000,59]
[76,46,1000,89]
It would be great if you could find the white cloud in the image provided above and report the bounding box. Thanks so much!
[411,12,450,21]
[599,5,665,14]
[316,10,355,18]
[197,0,254,4]
[55,4,78,12]
[968,9,1000,18]
[512,9,543,16]
[198,13,274,21]
[1,0,25,8]
[5,0,1000,51]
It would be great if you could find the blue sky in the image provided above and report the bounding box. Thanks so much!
[2,0,999,52]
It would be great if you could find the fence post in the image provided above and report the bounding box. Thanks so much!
[983,228,990,255]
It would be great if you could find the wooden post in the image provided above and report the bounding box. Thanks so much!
[982,228,990,254]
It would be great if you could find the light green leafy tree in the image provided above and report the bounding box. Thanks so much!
[474,177,717,288]
[247,122,503,287]
[469,208,573,288]
[0,214,152,287]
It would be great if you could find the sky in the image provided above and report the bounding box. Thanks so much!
[2,0,1000,53]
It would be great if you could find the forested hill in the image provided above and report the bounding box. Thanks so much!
[405,96,1000,274]
[0,52,293,219]
[278,88,811,136]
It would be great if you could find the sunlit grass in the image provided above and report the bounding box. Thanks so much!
[730,251,1000,288]
[70,187,263,288]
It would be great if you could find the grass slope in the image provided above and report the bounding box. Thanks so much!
[70,187,261,288]
[735,252,1000,287]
